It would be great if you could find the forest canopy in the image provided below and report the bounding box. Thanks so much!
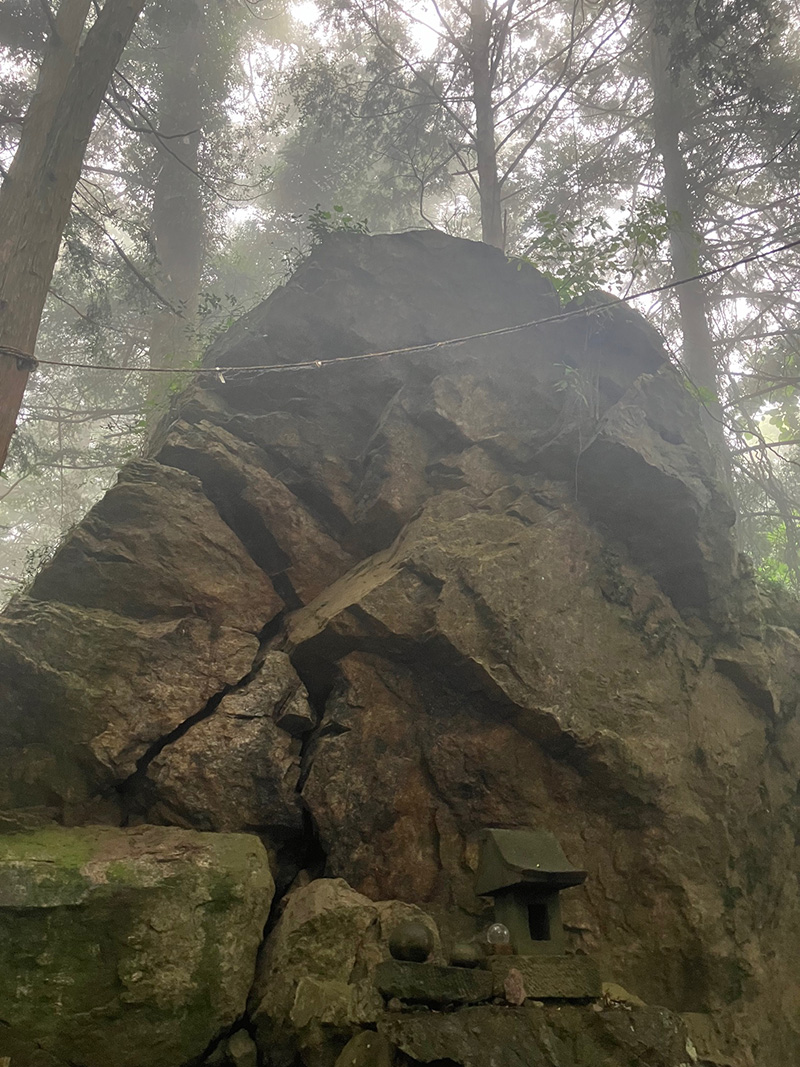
[1,0,800,601]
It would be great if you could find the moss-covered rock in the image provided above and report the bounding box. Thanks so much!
[0,825,274,1067]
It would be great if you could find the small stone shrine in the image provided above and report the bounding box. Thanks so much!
[375,829,600,1008]
[475,828,586,955]
[476,828,600,999]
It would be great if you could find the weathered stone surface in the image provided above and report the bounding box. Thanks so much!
[0,599,259,807]
[0,460,280,811]
[195,231,673,562]
[487,955,601,999]
[142,653,307,834]
[203,230,560,387]
[0,825,273,1067]
[250,878,442,1067]
[374,960,493,1004]
[334,1031,393,1067]
[226,1030,259,1067]
[29,460,279,626]
[289,486,800,1060]
[158,419,356,604]
[603,981,646,1008]
[379,1003,690,1067]
[576,370,738,620]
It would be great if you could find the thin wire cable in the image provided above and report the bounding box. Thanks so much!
[21,234,800,379]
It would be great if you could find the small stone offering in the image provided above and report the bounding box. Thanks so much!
[388,920,435,962]
[450,941,485,969]
[503,967,527,1006]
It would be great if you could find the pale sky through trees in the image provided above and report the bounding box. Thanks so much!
[1,0,800,599]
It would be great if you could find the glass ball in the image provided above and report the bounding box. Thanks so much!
[484,922,511,946]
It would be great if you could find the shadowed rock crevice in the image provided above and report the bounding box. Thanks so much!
[184,1017,257,1067]
[157,421,357,606]
[155,445,301,607]
[26,460,282,628]
[574,372,738,620]
[117,613,287,826]
[713,656,777,717]
[118,687,231,826]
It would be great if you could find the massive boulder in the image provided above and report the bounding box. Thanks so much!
[1,230,799,1067]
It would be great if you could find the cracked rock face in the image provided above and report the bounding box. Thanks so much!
[379,1002,691,1067]
[141,652,310,835]
[1,231,800,1067]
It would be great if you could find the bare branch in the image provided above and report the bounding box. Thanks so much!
[349,0,475,142]
[0,475,26,503]
[37,0,60,40]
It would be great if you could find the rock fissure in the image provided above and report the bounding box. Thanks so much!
[155,449,297,594]
[116,687,233,825]
[118,616,289,826]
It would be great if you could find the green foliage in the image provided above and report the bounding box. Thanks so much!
[282,204,370,277]
[307,204,370,242]
[684,380,719,407]
[762,404,800,442]
[522,200,670,300]
[754,523,798,590]
[196,290,248,347]
[553,364,598,415]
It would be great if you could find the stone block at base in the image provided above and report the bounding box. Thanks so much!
[487,955,600,999]
[374,960,494,1005]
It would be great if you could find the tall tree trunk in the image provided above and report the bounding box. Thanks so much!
[651,31,716,397]
[147,0,206,412]
[470,0,504,250]
[650,26,734,487]
[0,0,148,472]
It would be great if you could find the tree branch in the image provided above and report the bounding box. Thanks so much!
[37,0,60,41]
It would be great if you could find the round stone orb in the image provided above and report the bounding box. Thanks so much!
[388,921,434,963]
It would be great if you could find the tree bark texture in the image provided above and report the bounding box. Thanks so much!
[650,31,717,398]
[148,0,206,404]
[0,0,148,472]
[470,0,504,250]
[650,25,734,491]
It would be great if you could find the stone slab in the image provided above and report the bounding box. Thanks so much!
[379,1002,689,1067]
[374,960,493,1005]
[487,956,600,999]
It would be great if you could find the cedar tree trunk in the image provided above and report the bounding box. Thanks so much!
[470,0,504,250]
[148,0,206,411]
[0,0,148,472]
